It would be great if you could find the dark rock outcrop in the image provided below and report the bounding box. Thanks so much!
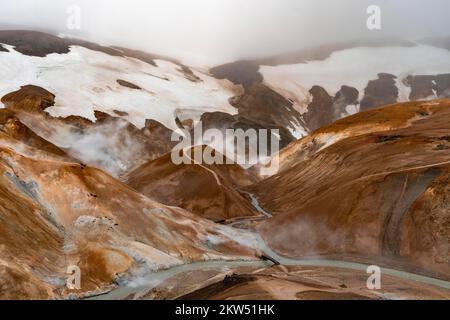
[404,74,450,100]
[360,73,398,111]
[0,30,70,57]
[435,74,450,98]
[141,119,176,150]
[0,30,187,70]
[302,85,359,133]
[332,86,359,118]
[116,79,141,90]
[303,86,334,132]
[177,65,202,83]
[231,84,303,137]
[221,84,306,147]
[210,61,263,88]
[404,75,436,100]
[199,111,294,150]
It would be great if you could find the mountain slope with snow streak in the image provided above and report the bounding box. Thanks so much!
[0,44,239,131]
[0,107,257,299]
[261,45,450,114]
[252,99,450,278]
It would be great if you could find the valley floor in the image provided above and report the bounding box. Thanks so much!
[90,212,450,300]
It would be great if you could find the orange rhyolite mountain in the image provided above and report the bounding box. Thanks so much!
[252,100,450,278]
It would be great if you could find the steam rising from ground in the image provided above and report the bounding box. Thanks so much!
[18,113,146,177]
[53,121,143,176]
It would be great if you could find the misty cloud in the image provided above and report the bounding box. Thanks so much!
[1,0,449,63]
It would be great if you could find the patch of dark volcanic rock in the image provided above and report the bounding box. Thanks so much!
[113,110,129,117]
[110,46,159,66]
[111,45,184,67]
[142,119,175,146]
[360,73,399,111]
[94,110,120,123]
[179,84,302,149]
[229,84,303,144]
[303,86,334,132]
[199,111,295,149]
[302,85,359,132]
[333,86,359,118]
[435,74,450,98]
[0,30,185,69]
[210,39,414,87]
[199,112,236,131]
[404,75,437,100]
[65,38,124,57]
[210,60,263,88]
[376,135,404,144]
[177,65,202,82]
[0,30,70,57]
[404,74,450,100]
[117,79,141,90]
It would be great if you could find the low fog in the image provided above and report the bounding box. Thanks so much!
[1,0,450,63]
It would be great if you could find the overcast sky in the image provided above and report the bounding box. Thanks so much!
[1,0,449,63]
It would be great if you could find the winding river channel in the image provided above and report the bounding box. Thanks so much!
[90,192,450,300]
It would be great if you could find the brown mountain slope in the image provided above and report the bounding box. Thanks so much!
[252,99,450,277]
[124,147,258,222]
[0,118,255,299]
[276,100,437,173]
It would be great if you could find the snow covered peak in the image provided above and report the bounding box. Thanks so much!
[0,44,239,131]
[261,45,450,111]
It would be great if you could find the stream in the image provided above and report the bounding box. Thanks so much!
[89,191,450,299]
